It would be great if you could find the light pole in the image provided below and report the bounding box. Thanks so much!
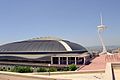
[48,64,50,76]
[32,67,34,73]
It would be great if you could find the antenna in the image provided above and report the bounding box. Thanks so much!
[97,13,106,31]
[100,13,103,25]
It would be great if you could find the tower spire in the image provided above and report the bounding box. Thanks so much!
[100,13,103,25]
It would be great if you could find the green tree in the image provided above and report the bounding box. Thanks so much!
[68,64,77,71]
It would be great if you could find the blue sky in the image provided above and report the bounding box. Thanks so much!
[0,0,120,47]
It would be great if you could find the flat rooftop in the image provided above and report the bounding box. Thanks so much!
[79,54,120,71]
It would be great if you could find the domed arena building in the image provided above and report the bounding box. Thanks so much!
[0,37,90,68]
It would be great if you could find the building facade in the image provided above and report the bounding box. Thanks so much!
[0,37,90,67]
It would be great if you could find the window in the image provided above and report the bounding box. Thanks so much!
[60,57,66,64]
[76,57,84,64]
[68,57,75,64]
[53,57,58,64]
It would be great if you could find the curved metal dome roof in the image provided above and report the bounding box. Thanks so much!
[0,37,87,52]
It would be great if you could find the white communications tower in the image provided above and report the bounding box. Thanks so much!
[97,14,112,55]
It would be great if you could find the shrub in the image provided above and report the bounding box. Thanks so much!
[68,64,77,71]
[11,66,33,73]
[63,67,69,71]
[37,67,47,72]
[48,67,57,72]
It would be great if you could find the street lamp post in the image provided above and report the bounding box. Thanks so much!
[48,64,51,76]
[32,67,34,73]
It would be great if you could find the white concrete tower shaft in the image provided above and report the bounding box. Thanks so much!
[97,13,108,54]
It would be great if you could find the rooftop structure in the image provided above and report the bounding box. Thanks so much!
[0,37,87,52]
[0,37,90,70]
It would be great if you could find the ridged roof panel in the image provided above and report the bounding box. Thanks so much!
[63,40,87,51]
[0,40,66,52]
[0,38,87,52]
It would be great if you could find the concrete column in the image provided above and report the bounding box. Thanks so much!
[51,57,53,64]
[83,57,86,65]
[75,57,76,65]
[66,57,68,65]
[58,57,60,65]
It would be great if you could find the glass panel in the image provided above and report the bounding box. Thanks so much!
[60,57,66,64]
[53,57,58,64]
[76,57,84,64]
[68,57,75,64]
